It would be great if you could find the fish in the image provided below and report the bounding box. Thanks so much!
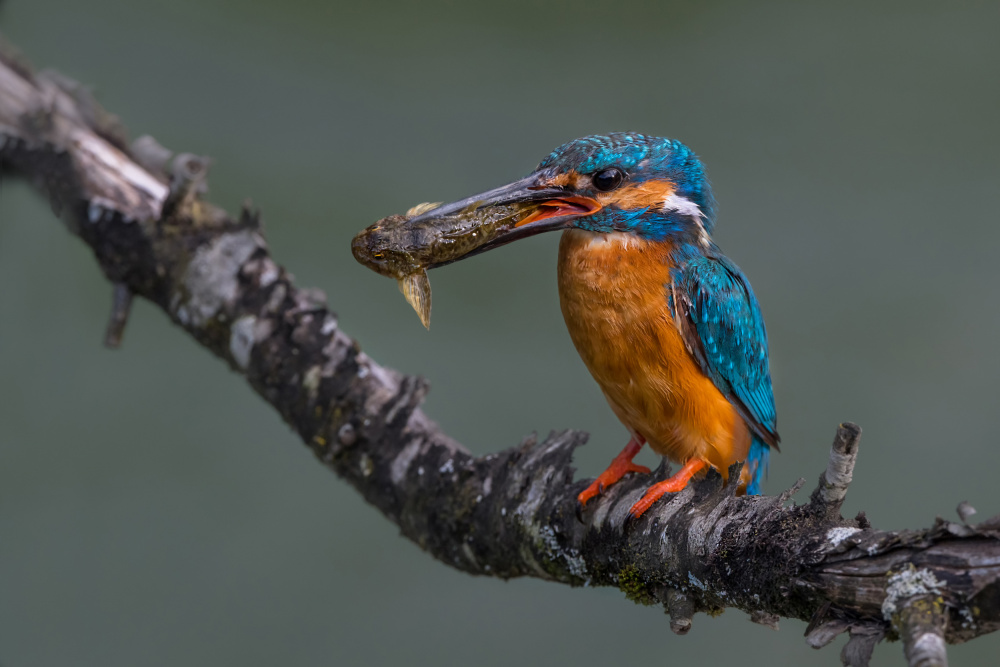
[351,201,529,328]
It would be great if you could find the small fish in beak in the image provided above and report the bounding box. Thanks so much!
[351,171,602,328]
[351,201,530,328]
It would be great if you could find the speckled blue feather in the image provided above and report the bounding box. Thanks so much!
[671,251,777,493]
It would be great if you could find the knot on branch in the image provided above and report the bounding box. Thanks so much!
[666,587,694,635]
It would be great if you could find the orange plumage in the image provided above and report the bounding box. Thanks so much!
[557,229,751,481]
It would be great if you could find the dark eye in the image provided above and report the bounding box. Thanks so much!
[592,167,625,192]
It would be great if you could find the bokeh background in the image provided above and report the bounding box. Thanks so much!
[2,1,999,665]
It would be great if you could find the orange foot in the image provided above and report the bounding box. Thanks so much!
[577,436,651,508]
[628,459,708,519]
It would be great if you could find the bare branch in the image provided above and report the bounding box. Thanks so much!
[810,422,862,519]
[841,625,884,667]
[2,34,999,664]
[899,601,948,667]
[883,565,950,667]
[103,282,133,348]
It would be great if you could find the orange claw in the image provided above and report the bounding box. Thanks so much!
[628,458,708,519]
[577,436,651,507]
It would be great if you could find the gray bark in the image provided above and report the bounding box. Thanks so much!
[2,34,997,666]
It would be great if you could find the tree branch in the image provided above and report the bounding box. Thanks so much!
[2,35,997,667]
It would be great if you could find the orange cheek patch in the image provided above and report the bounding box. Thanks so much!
[597,178,676,210]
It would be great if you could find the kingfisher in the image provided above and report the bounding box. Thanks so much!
[404,132,779,518]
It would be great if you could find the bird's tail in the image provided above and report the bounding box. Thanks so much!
[745,436,771,495]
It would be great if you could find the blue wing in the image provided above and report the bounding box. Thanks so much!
[670,253,779,451]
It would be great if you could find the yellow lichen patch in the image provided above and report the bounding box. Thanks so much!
[618,565,656,606]
[359,453,374,478]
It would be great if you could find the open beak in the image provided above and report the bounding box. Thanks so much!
[405,170,602,265]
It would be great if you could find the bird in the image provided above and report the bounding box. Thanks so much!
[403,132,779,519]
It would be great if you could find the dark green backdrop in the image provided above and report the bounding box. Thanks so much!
[2,1,999,665]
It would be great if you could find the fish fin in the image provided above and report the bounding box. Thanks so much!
[405,202,443,217]
[460,199,484,215]
[398,270,432,329]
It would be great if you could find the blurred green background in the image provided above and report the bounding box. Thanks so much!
[1,1,998,665]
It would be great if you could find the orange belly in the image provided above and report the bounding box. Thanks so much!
[557,229,750,475]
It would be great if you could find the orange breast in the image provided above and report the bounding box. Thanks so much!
[557,229,750,475]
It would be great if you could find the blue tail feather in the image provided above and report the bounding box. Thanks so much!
[745,436,770,495]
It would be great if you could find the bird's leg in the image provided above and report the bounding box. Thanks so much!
[628,458,707,519]
[577,435,651,507]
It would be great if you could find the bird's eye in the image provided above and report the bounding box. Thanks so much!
[592,167,625,192]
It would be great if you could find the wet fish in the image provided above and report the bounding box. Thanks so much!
[351,201,529,328]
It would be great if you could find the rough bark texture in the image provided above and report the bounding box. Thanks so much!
[2,35,998,667]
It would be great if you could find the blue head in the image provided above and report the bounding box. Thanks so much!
[534,132,716,241]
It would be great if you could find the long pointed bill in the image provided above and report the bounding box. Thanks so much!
[404,171,602,265]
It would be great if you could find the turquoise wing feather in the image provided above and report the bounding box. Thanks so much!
[670,253,779,492]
